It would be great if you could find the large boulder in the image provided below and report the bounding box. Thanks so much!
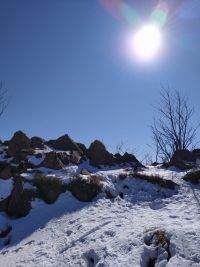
[169,150,196,170]
[70,151,82,165]
[68,175,102,202]
[87,140,115,166]
[40,152,64,170]
[30,136,45,149]
[0,163,12,180]
[114,152,141,166]
[7,177,32,217]
[46,134,82,153]
[7,131,31,158]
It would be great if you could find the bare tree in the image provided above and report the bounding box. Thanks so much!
[0,81,8,117]
[151,88,198,162]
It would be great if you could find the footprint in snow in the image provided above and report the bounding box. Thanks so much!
[82,249,100,267]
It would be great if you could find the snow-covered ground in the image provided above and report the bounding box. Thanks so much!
[0,166,200,266]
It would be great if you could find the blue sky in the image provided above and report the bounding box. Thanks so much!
[0,0,200,156]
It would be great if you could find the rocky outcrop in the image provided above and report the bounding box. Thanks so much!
[114,152,141,166]
[70,151,82,165]
[7,131,31,157]
[40,152,65,170]
[68,175,102,202]
[87,140,141,167]
[46,134,82,153]
[30,136,45,149]
[169,150,196,170]
[7,177,32,217]
[0,162,12,180]
[87,140,115,166]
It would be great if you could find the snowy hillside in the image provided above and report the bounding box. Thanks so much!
[0,165,200,267]
[0,131,200,267]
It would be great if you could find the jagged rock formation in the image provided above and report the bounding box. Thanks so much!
[169,149,196,170]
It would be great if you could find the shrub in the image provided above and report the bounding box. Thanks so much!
[183,170,200,184]
[32,173,67,203]
[67,174,102,202]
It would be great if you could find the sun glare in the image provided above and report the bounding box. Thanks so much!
[132,24,162,61]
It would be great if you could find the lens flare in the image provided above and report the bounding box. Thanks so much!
[132,24,162,61]
[150,2,169,26]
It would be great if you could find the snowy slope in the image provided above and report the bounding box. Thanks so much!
[0,166,200,267]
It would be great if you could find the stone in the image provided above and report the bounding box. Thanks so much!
[46,134,82,153]
[30,136,45,149]
[40,152,64,170]
[7,131,31,157]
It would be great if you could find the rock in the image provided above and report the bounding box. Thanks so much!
[193,149,200,159]
[35,153,42,159]
[46,134,82,153]
[7,131,31,158]
[80,168,91,175]
[7,176,32,217]
[114,152,141,165]
[0,197,10,212]
[68,175,102,202]
[30,136,45,149]
[169,150,196,170]
[77,143,87,155]
[183,170,200,185]
[38,187,62,204]
[3,140,9,146]
[40,152,64,170]
[57,152,70,165]
[87,140,115,166]
[70,151,82,165]
[0,164,12,180]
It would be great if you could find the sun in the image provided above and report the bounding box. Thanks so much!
[132,24,162,61]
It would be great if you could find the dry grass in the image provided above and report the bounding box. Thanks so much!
[132,172,178,190]
[32,173,67,203]
[67,174,102,202]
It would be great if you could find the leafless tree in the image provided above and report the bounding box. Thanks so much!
[151,88,198,162]
[0,81,8,117]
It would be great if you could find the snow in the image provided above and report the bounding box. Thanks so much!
[0,166,200,266]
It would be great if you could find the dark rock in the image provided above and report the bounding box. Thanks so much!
[114,152,141,165]
[0,224,12,238]
[70,151,82,165]
[40,152,64,170]
[193,149,200,158]
[68,175,102,202]
[30,136,45,149]
[7,177,32,217]
[183,170,200,185]
[3,140,9,146]
[46,134,82,153]
[105,190,114,199]
[119,192,124,199]
[0,164,12,180]
[87,140,115,166]
[35,153,42,159]
[169,150,196,170]
[77,143,87,155]
[0,197,10,212]
[7,131,31,157]
[57,152,70,165]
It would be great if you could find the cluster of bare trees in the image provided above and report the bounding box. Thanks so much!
[152,88,199,162]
